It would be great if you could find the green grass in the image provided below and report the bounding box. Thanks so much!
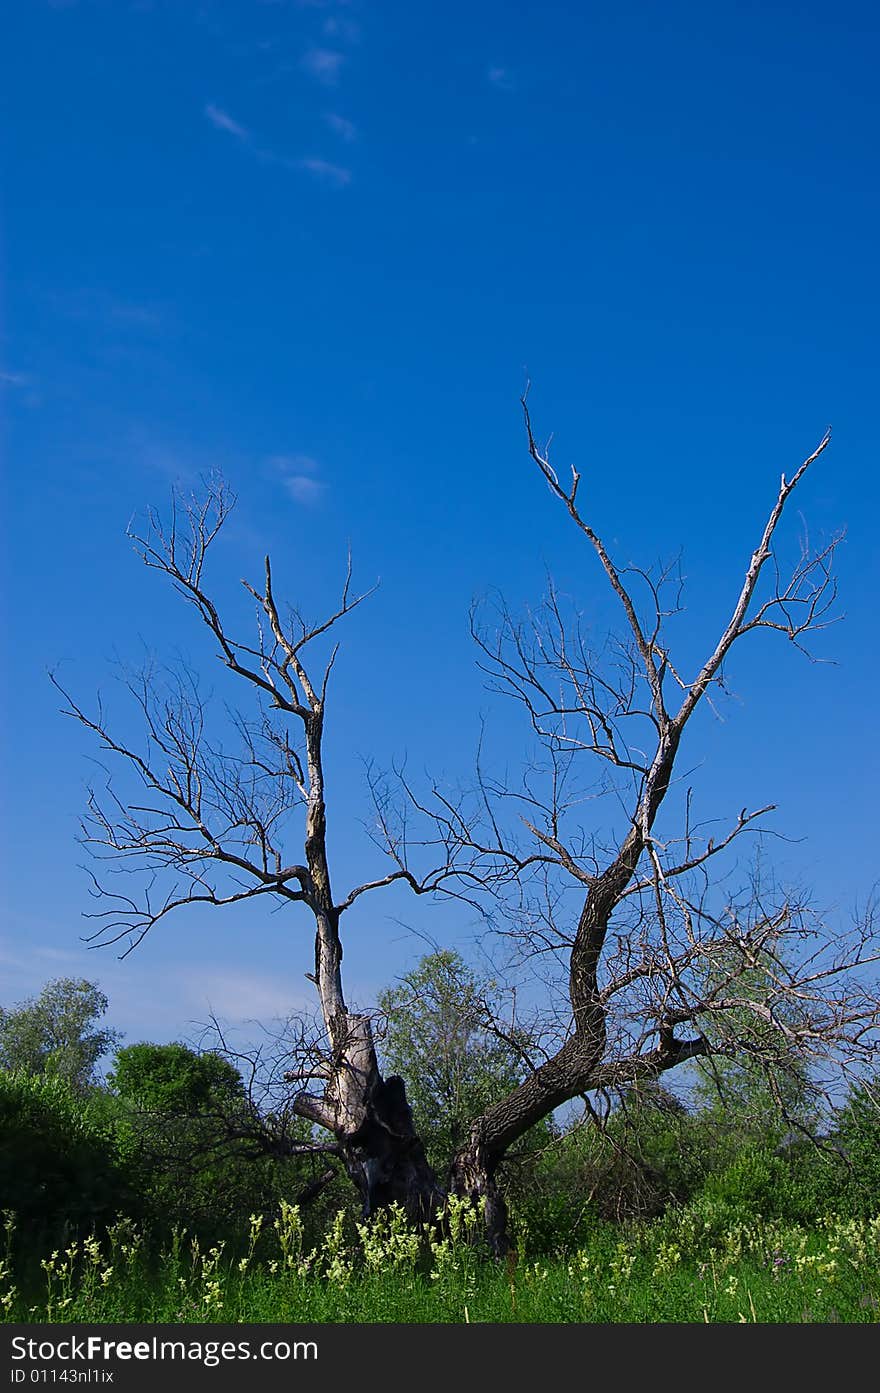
[3,1201,880,1324]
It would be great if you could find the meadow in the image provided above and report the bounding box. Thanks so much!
[3,1197,879,1325]
[5,995,880,1326]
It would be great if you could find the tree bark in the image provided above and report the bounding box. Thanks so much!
[296,713,445,1223]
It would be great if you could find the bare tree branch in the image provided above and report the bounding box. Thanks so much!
[58,417,876,1259]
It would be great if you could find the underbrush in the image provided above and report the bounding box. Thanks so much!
[3,1198,880,1324]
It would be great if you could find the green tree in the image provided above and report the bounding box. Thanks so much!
[508,1082,706,1248]
[687,934,820,1141]
[109,1041,245,1115]
[827,1075,880,1215]
[108,1041,333,1242]
[0,1071,136,1244]
[377,950,535,1176]
[109,1042,252,1236]
[0,978,122,1092]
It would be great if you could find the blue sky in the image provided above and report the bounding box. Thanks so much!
[1,0,878,1059]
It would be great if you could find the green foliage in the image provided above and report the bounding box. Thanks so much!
[108,1042,245,1114]
[0,978,121,1092]
[108,1042,260,1237]
[3,975,877,1279]
[699,1147,806,1221]
[504,1076,858,1251]
[4,1202,880,1324]
[826,1076,880,1216]
[0,1071,135,1246]
[688,926,820,1139]
[690,1052,816,1143]
[377,950,537,1174]
[107,1041,336,1246]
[508,1084,712,1250]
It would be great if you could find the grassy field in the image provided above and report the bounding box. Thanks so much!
[3,1199,880,1324]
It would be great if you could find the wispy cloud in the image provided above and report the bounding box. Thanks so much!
[204,103,250,141]
[324,112,357,142]
[268,453,326,504]
[488,65,516,92]
[0,368,41,407]
[0,928,327,1052]
[301,46,345,84]
[285,474,324,503]
[195,968,316,1025]
[107,300,163,330]
[298,157,351,187]
[204,105,350,188]
[204,103,275,164]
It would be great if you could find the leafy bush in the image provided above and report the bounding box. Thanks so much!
[0,1071,136,1247]
[108,1041,347,1247]
[108,1042,245,1114]
[506,1086,726,1252]
[825,1077,880,1217]
[699,1147,798,1217]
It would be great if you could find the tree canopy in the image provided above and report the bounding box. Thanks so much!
[378,950,538,1174]
[109,1041,245,1116]
[0,977,121,1092]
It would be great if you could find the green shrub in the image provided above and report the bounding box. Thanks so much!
[695,1143,830,1226]
[826,1078,880,1217]
[108,1041,351,1248]
[0,1071,136,1247]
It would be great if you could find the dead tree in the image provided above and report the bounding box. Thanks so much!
[54,485,448,1222]
[438,403,877,1247]
[55,409,880,1254]
[372,402,879,1248]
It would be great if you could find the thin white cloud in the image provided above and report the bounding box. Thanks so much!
[204,103,250,141]
[196,968,315,1025]
[324,112,357,142]
[49,288,163,331]
[284,475,324,504]
[204,105,350,188]
[268,453,326,504]
[301,47,345,84]
[298,156,351,187]
[0,931,321,1047]
[0,369,40,406]
[107,300,163,329]
[267,452,319,474]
